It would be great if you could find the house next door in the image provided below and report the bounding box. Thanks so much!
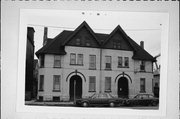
[69,75,82,101]
[118,77,129,98]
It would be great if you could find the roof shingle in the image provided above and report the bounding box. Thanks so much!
[36,21,156,61]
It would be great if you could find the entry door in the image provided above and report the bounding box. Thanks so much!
[118,77,129,98]
[69,75,82,101]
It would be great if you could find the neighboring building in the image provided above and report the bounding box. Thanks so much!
[32,59,39,99]
[153,69,160,97]
[152,54,160,97]
[36,21,156,101]
[25,27,35,101]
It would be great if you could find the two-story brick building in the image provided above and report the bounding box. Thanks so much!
[36,21,156,101]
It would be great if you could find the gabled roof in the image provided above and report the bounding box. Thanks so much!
[102,25,136,51]
[102,25,155,61]
[62,21,101,46]
[35,30,71,58]
[35,21,156,61]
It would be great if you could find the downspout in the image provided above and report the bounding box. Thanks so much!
[99,47,102,93]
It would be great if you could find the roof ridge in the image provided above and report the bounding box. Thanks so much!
[62,21,101,46]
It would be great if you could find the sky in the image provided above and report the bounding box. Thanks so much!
[31,25,161,59]
[27,10,162,68]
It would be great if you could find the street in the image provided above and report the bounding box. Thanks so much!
[25,100,159,109]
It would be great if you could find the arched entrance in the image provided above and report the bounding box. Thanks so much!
[118,77,129,98]
[69,75,82,101]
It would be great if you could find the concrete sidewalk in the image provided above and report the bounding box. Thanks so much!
[25,100,75,106]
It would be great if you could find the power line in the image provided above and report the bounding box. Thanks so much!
[28,24,161,32]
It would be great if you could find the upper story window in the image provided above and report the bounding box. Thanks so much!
[124,57,129,67]
[118,57,123,67]
[76,38,81,45]
[53,75,60,92]
[54,55,61,68]
[113,40,121,49]
[85,36,91,46]
[39,75,44,91]
[70,53,84,66]
[140,61,145,71]
[105,56,111,70]
[140,78,146,93]
[89,76,96,92]
[40,55,45,68]
[70,53,76,65]
[105,77,111,92]
[77,54,83,65]
[89,55,96,69]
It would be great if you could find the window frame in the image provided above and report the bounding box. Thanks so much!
[89,55,96,70]
[140,60,146,71]
[89,76,96,92]
[70,53,76,65]
[105,56,112,70]
[77,54,83,65]
[53,75,61,92]
[54,55,61,68]
[40,55,45,68]
[140,78,146,93]
[105,77,111,92]
[75,38,81,45]
[39,75,44,91]
[118,56,123,68]
[124,57,129,68]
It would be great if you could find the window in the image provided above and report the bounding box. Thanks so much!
[124,57,129,67]
[85,37,91,46]
[38,96,43,101]
[118,57,123,67]
[53,75,60,91]
[113,41,121,49]
[105,56,111,69]
[89,76,96,92]
[89,55,96,69]
[53,96,60,102]
[40,55,44,68]
[105,77,111,92]
[76,38,81,45]
[140,61,145,71]
[140,78,146,92]
[70,53,76,65]
[117,42,121,49]
[39,75,44,91]
[54,55,61,67]
[77,54,83,65]
[113,42,117,49]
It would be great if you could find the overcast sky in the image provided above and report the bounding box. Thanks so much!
[31,25,161,58]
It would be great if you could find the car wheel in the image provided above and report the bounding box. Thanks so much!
[109,102,115,107]
[82,102,88,107]
[126,100,130,106]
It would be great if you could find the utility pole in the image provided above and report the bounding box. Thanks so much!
[74,80,76,102]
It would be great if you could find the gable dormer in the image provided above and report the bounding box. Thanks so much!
[62,21,101,48]
[102,25,134,51]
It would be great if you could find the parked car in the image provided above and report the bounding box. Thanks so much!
[125,93,159,106]
[75,93,125,107]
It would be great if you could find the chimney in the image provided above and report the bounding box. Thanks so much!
[43,27,48,46]
[140,41,144,49]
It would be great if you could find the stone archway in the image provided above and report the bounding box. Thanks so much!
[117,77,129,98]
[69,75,82,101]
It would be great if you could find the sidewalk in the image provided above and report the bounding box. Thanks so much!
[25,100,75,106]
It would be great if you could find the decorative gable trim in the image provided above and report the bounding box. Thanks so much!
[102,25,136,51]
[62,21,101,46]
